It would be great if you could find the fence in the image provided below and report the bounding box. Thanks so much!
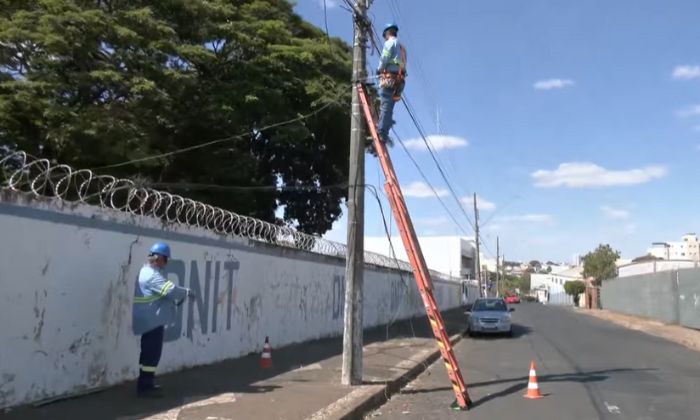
[0,150,467,408]
[601,268,700,329]
[0,150,428,276]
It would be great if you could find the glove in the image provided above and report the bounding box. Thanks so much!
[187,289,196,299]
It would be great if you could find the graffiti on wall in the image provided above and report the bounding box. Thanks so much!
[332,274,345,320]
[141,258,242,342]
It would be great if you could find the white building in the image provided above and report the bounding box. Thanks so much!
[530,266,584,306]
[646,233,700,261]
[364,235,478,279]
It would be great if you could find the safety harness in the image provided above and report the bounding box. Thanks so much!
[379,43,407,101]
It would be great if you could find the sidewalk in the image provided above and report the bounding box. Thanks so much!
[574,308,700,353]
[1,309,466,420]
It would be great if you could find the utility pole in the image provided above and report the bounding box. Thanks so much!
[473,193,482,298]
[496,236,500,297]
[342,0,368,386]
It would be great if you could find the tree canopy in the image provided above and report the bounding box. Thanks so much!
[564,280,586,297]
[583,244,620,285]
[0,0,352,234]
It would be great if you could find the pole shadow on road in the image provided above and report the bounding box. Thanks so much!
[400,367,656,409]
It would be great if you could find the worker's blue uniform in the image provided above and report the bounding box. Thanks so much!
[377,36,407,142]
[132,264,188,391]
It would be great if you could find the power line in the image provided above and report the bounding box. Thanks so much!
[92,87,348,171]
[148,181,354,192]
[400,97,477,232]
[365,184,416,334]
[322,0,333,52]
[393,129,471,236]
[363,19,477,234]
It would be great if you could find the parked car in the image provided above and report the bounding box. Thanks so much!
[504,295,520,304]
[466,298,514,337]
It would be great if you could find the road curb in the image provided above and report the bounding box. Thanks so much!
[311,331,465,420]
[574,308,700,353]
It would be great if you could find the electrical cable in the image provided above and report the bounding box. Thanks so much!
[92,87,348,171]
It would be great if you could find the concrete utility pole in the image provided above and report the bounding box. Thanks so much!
[342,0,368,386]
[473,193,482,298]
[496,236,500,297]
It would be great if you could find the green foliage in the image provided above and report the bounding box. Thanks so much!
[632,254,662,263]
[564,280,586,296]
[521,268,532,291]
[497,273,525,296]
[583,244,621,285]
[0,0,352,234]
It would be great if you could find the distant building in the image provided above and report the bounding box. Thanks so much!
[530,266,584,306]
[364,235,478,279]
[646,233,700,261]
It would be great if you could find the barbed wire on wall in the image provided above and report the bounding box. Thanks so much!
[0,150,462,278]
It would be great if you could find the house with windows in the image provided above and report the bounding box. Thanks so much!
[530,266,583,306]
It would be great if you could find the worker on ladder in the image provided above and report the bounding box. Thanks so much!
[376,23,407,146]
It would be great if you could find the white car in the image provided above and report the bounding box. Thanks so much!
[466,298,514,337]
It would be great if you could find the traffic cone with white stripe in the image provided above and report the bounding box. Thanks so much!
[524,360,543,399]
[260,336,272,369]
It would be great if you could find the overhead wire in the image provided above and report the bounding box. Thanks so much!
[91,86,348,171]
[363,19,477,235]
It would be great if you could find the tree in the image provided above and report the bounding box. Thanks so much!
[564,280,586,306]
[529,260,541,268]
[632,254,662,263]
[521,267,533,291]
[0,0,352,234]
[582,244,620,285]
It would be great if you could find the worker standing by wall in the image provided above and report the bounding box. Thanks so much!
[132,242,194,397]
[376,23,407,146]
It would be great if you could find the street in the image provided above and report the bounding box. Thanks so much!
[368,303,700,420]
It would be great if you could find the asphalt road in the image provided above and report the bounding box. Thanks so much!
[367,303,700,420]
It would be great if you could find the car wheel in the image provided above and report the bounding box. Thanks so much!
[468,330,477,338]
[506,328,513,337]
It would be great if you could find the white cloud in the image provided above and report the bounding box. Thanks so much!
[623,223,638,235]
[600,205,630,220]
[498,214,553,224]
[531,162,667,188]
[672,65,700,80]
[403,135,469,152]
[486,223,503,232]
[402,181,448,198]
[460,195,496,211]
[677,104,700,118]
[533,79,575,90]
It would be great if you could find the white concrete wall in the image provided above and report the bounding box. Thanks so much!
[530,273,574,306]
[0,191,461,409]
[365,235,476,279]
[618,260,699,277]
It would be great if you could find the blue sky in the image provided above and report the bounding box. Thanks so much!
[294,0,700,262]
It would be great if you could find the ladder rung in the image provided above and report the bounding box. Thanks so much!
[356,83,471,411]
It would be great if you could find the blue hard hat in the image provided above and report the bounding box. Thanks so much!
[149,242,171,259]
[383,23,399,36]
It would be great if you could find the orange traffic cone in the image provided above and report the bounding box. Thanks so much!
[260,336,272,369]
[523,361,543,399]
